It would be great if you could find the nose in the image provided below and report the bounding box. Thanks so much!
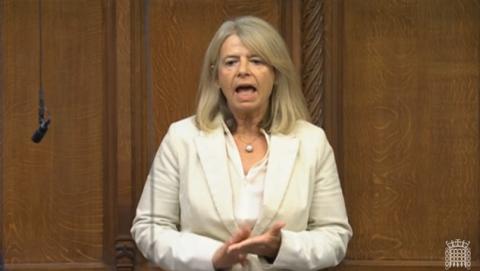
[237,58,250,77]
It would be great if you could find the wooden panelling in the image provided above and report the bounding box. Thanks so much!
[2,0,479,270]
[0,0,5,264]
[323,0,344,162]
[130,0,150,226]
[341,0,479,267]
[112,0,136,269]
[1,0,110,269]
[281,0,302,74]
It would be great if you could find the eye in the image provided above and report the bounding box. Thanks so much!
[250,57,266,65]
[224,59,237,66]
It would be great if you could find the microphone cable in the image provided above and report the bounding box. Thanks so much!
[31,0,51,143]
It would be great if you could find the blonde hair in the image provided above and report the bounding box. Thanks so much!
[195,16,310,134]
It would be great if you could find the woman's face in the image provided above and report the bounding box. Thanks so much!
[217,34,275,118]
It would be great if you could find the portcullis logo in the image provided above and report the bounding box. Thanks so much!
[445,239,471,270]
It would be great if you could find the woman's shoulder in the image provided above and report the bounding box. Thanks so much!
[291,120,334,156]
[292,120,327,139]
[169,115,197,128]
[167,115,200,137]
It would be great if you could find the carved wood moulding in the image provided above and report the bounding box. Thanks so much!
[115,237,136,270]
[301,0,325,127]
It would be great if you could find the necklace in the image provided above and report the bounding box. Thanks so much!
[235,133,261,153]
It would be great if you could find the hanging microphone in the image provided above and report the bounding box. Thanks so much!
[31,114,51,143]
[31,86,51,143]
[31,0,51,144]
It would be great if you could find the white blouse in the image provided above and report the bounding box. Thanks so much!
[223,123,270,229]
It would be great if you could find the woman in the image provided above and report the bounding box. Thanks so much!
[131,16,352,271]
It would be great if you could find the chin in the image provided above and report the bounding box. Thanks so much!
[233,107,265,117]
[229,101,268,114]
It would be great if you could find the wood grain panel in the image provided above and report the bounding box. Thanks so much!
[323,0,344,163]
[112,0,136,269]
[2,0,106,266]
[2,0,477,270]
[0,0,5,263]
[342,0,479,263]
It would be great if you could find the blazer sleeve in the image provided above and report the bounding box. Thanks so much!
[262,129,353,271]
[130,125,223,271]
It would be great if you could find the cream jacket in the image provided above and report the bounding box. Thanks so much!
[131,116,352,271]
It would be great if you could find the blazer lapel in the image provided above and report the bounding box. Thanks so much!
[252,134,299,236]
[194,127,237,235]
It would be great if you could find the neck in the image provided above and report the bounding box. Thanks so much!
[230,105,268,136]
[232,113,263,136]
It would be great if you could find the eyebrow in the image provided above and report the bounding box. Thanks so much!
[222,54,261,59]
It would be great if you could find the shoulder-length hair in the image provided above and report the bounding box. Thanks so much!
[195,16,310,134]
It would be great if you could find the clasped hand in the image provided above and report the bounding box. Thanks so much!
[212,221,285,269]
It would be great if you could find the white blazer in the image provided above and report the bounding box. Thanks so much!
[131,116,352,271]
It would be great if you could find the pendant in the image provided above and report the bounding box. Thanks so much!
[245,144,254,153]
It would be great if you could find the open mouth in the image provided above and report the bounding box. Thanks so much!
[235,84,257,93]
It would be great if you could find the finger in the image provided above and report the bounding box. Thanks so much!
[230,227,251,243]
[269,221,286,236]
[229,231,244,243]
[227,236,263,254]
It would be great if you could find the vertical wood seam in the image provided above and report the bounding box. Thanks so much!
[103,0,117,267]
[114,0,135,269]
[281,0,302,76]
[130,0,148,267]
[324,0,345,181]
[0,0,4,262]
